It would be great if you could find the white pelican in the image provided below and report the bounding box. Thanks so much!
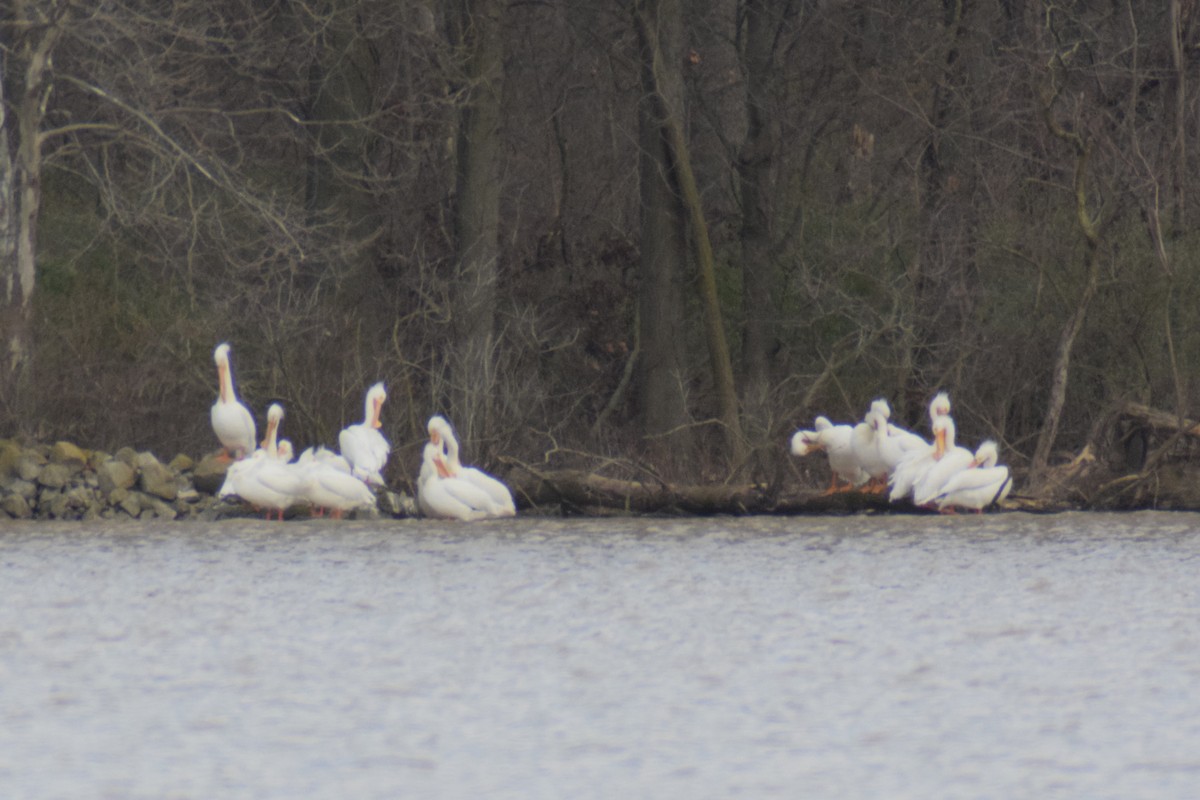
[218,450,303,520]
[887,393,954,503]
[210,343,256,460]
[851,408,891,492]
[300,450,377,519]
[871,398,928,473]
[934,441,1013,513]
[911,416,975,507]
[417,442,491,521]
[427,415,516,517]
[218,403,305,520]
[299,445,351,474]
[339,382,390,486]
[791,416,869,493]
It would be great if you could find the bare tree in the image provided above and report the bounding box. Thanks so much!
[446,0,505,445]
[0,0,67,416]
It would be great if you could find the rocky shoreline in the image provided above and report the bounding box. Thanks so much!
[0,440,416,521]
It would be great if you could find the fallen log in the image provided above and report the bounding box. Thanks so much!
[505,464,1043,515]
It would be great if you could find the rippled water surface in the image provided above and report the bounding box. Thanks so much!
[2,511,1200,798]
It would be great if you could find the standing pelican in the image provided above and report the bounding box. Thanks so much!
[851,407,891,493]
[210,343,256,460]
[427,415,516,517]
[339,382,390,486]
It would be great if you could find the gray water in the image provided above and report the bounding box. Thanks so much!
[1,512,1199,799]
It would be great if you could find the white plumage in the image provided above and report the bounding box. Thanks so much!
[427,415,515,517]
[339,382,391,486]
[210,343,256,460]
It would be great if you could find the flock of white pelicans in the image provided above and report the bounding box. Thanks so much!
[211,342,1009,520]
[790,392,1013,513]
[209,343,516,521]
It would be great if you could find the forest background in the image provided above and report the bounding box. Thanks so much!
[1,0,1196,496]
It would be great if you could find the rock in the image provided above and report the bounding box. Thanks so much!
[137,455,178,501]
[192,454,231,495]
[47,486,95,519]
[88,450,110,471]
[176,487,201,504]
[16,454,44,482]
[169,454,195,473]
[114,447,139,467]
[377,490,415,518]
[50,441,88,469]
[2,493,31,519]
[97,460,137,495]
[37,463,74,489]
[118,491,142,518]
[8,479,37,500]
[0,440,22,479]
[143,496,178,520]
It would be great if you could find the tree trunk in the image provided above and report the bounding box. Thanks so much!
[1032,84,1102,475]
[737,0,782,440]
[0,1,64,413]
[902,0,976,418]
[633,2,745,469]
[447,0,504,445]
[633,0,694,467]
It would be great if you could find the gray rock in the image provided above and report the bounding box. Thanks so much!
[97,460,137,495]
[168,453,195,473]
[378,490,416,518]
[143,497,178,520]
[49,441,88,469]
[114,447,139,467]
[37,463,74,489]
[118,491,142,518]
[2,493,31,519]
[16,455,43,482]
[8,479,37,500]
[0,440,22,479]
[138,459,178,501]
[192,454,230,495]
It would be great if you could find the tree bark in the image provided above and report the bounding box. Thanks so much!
[633,2,745,468]
[633,0,694,466]
[902,0,976,418]
[737,0,782,441]
[1032,82,1102,475]
[448,0,504,444]
[0,1,64,412]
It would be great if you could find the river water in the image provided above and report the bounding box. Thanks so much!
[1,511,1198,799]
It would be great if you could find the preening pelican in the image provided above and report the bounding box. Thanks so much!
[791,416,869,493]
[427,415,515,517]
[210,343,256,460]
[218,403,305,520]
[339,382,390,486]
[911,416,975,507]
[417,442,491,521]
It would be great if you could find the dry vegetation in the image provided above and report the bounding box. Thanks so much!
[2,1,1200,503]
